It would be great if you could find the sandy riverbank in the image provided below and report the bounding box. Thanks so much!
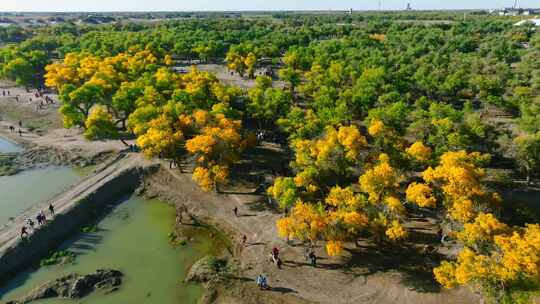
[142,164,479,304]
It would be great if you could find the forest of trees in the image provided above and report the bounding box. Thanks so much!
[2,12,540,303]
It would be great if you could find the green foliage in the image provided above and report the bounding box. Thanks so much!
[512,132,540,183]
[84,105,118,140]
[247,76,292,126]
[81,225,97,233]
[40,250,76,266]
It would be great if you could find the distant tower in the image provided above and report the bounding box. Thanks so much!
[349,8,353,15]
[513,0,518,9]
[378,0,382,11]
[406,3,412,10]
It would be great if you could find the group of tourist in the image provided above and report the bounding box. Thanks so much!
[20,203,55,239]
[1,87,55,112]
[35,95,55,111]
[231,205,319,291]
[256,274,268,290]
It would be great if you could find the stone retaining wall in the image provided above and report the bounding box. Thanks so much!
[0,164,146,285]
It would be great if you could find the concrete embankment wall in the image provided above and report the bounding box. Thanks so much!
[0,164,148,285]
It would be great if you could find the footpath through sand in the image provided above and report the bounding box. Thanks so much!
[146,165,479,304]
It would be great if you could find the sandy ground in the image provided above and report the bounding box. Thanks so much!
[192,64,285,89]
[0,80,130,160]
[145,153,479,304]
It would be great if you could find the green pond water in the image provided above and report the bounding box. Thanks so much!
[0,167,82,225]
[0,195,223,304]
[0,137,22,153]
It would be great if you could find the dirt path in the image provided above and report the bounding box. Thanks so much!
[146,165,479,304]
[0,152,153,252]
[0,80,131,164]
[191,64,285,89]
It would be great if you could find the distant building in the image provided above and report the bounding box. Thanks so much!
[406,3,412,11]
[497,8,540,16]
[514,19,540,26]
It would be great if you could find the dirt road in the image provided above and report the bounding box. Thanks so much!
[146,165,479,304]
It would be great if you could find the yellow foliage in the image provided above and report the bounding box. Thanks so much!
[341,211,369,230]
[385,220,408,241]
[83,105,117,140]
[448,199,476,223]
[326,240,344,256]
[421,150,492,223]
[337,125,367,159]
[186,111,244,172]
[434,223,540,296]
[433,261,458,289]
[494,224,540,281]
[406,182,437,208]
[457,213,509,246]
[193,109,210,126]
[181,66,218,95]
[192,167,213,191]
[368,119,385,137]
[369,34,387,42]
[163,54,174,66]
[136,114,184,157]
[325,186,363,208]
[291,125,368,192]
[385,196,405,215]
[277,217,294,239]
[359,155,400,203]
[275,201,327,243]
[406,141,432,162]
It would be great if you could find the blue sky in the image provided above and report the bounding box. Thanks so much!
[1,0,538,12]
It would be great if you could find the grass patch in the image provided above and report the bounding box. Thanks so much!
[0,153,19,176]
[40,250,76,266]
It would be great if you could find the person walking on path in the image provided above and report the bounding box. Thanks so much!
[304,245,310,261]
[20,226,29,239]
[272,247,280,259]
[27,218,35,230]
[256,274,264,289]
[18,129,22,137]
[261,275,268,289]
[38,211,46,224]
[49,203,55,217]
[242,235,247,246]
[309,250,317,267]
[233,207,238,217]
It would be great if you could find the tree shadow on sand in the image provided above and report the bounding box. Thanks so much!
[342,239,443,293]
[244,198,281,214]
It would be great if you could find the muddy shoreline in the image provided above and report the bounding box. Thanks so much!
[0,132,114,177]
[142,167,313,304]
[0,153,158,285]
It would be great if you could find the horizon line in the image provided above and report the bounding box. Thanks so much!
[1,8,532,13]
